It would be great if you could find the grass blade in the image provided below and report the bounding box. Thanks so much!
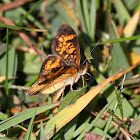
[18,0,44,25]
[82,0,90,34]
[40,120,46,140]
[17,7,45,29]
[102,101,118,140]
[76,96,117,140]
[0,103,59,132]
[5,28,9,116]
[91,34,140,46]
[113,0,130,27]
[0,23,47,32]
[107,12,132,77]
[25,108,36,140]
[90,0,96,39]
[76,0,86,32]
[59,87,86,112]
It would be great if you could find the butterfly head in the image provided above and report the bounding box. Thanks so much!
[74,64,87,83]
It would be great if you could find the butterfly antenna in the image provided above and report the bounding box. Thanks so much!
[83,39,101,65]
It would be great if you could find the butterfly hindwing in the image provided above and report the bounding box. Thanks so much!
[38,55,67,83]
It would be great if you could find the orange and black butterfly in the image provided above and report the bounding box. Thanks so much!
[27,24,87,103]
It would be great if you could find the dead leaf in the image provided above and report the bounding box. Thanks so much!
[130,114,140,134]
[84,132,115,140]
[0,76,17,83]
[0,0,33,12]
[124,8,140,37]
[128,52,140,65]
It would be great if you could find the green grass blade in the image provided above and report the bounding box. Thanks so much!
[104,0,111,32]
[18,0,44,25]
[90,0,96,39]
[113,0,130,27]
[124,0,139,10]
[64,116,79,140]
[0,112,8,120]
[123,90,140,99]
[58,87,86,112]
[0,23,46,32]
[102,101,118,140]
[76,96,117,140]
[82,0,90,34]
[73,117,90,138]
[40,120,46,140]
[0,47,17,85]
[0,103,59,132]
[91,127,112,139]
[107,15,132,77]
[115,88,124,119]
[5,28,9,116]
[17,7,45,29]
[25,108,36,140]
[76,0,87,32]
[91,34,140,46]
[119,77,140,86]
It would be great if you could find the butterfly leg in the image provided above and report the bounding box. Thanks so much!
[52,87,65,115]
[70,84,73,91]
[52,87,65,103]
[70,71,79,91]
[70,76,77,91]
[60,87,65,101]
[81,75,85,87]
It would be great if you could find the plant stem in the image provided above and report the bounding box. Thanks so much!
[5,28,10,116]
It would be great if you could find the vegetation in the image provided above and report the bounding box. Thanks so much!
[0,0,140,139]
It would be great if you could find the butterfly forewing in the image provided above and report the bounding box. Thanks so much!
[52,24,80,68]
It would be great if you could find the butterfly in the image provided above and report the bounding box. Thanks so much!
[26,24,87,103]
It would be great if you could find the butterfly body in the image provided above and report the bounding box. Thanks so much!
[27,24,87,102]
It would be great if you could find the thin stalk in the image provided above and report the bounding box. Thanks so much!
[102,101,118,140]
[5,28,10,116]
[17,7,44,29]
[18,0,44,25]
[91,34,140,46]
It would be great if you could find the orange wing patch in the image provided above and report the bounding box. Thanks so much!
[42,55,64,69]
[52,24,80,68]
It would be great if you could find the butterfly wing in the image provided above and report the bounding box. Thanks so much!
[38,55,67,83]
[52,24,80,68]
[26,67,78,96]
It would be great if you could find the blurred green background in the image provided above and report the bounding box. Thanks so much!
[0,0,140,139]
